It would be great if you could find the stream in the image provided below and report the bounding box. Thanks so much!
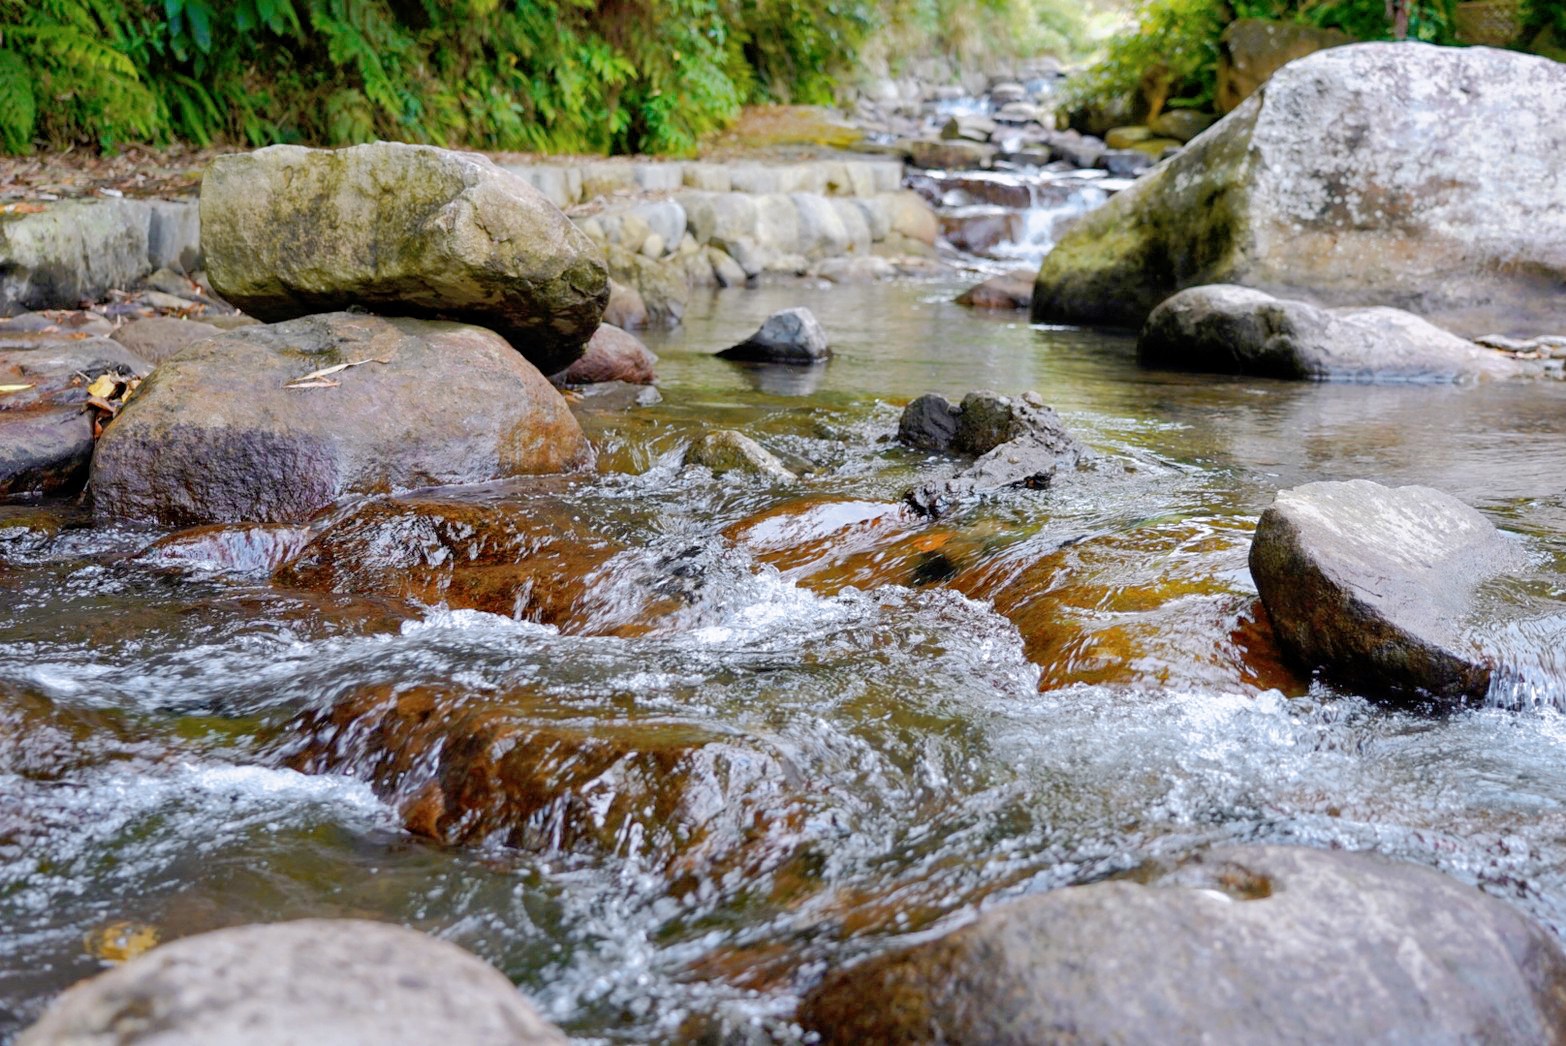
[4,278,1566,1042]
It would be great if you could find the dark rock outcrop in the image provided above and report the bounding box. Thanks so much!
[801,845,1566,1045]
[1139,285,1521,382]
[19,919,567,1045]
[201,143,608,375]
[717,307,830,364]
[1249,479,1516,702]
[91,313,590,526]
[1034,44,1566,338]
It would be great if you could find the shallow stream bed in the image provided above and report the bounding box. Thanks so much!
[4,279,1566,1041]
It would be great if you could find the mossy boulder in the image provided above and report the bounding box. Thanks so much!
[1033,43,1566,338]
[202,143,608,375]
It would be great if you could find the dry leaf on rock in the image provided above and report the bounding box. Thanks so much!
[283,356,391,389]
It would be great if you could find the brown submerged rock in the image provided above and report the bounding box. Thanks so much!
[201,142,608,375]
[1249,479,1515,703]
[291,684,810,882]
[19,919,566,1046]
[954,269,1034,310]
[800,845,1566,1045]
[274,493,664,633]
[90,313,591,526]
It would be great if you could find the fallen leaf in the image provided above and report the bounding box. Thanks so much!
[86,394,119,414]
[0,383,34,394]
[84,920,159,963]
[86,374,119,399]
[283,356,391,389]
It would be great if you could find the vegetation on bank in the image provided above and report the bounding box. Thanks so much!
[0,0,1091,156]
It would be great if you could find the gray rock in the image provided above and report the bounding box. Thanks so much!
[1049,132,1106,169]
[112,316,224,364]
[897,393,960,450]
[1250,479,1516,703]
[907,392,1086,515]
[91,313,591,526]
[0,408,95,498]
[201,143,608,375]
[717,307,830,364]
[603,278,649,330]
[941,113,998,142]
[684,430,795,481]
[144,198,202,272]
[0,199,152,313]
[18,919,566,1046]
[1139,285,1521,382]
[800,845,1566,1045]
[1034,44,1566,338]
[905,138,997,170]
[1149,109,1219,142]
[1101,148,1156,177]
[706,247,748,288]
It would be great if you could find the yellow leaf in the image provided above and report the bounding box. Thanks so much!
[86,374,119,399]
[83,920,160,963]
[0,383,34,394]
[283,356,391,389]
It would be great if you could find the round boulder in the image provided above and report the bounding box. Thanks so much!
[800,845,1566,1044]
[91,313,591,526]
[552,324,657,385]
[717,307,830,365]
[1249,479,1516,703]
[19,919,566,1045]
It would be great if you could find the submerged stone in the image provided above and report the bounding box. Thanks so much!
[800,845,1566,1044]
[1249,479,1515,703]
[91,313,591,526]
[684,430,797,482]
[19,919,566,1045]
[201,142,608,375]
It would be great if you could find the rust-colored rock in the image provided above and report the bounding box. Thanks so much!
[552,324,657,385]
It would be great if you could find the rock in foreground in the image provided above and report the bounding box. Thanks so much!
[92,313,590,526]
[1249,480,1514,702]
[717,307,830,364]
[1034,44,1566,337]
[801,845,1566,1044]
[202,142,609,375]
[19,919,566,1046]
[1139,285,1520,382]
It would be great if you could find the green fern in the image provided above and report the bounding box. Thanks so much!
[0,49,36,153]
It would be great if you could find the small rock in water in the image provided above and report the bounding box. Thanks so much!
[799,845,1566,1044]
[717,307,830,365]
[552,324,658,386]
[1249,479,1517,703]
[18,919,567,1045]
[684,430,796,482]
[955,269,1034,310]
[897,393,960,450]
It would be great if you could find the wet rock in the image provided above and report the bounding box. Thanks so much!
[92,313,590,526]
[810,257,895,284]
[1139,285,1521,382]
[1104,126,1153,150]
[905,139,997,170]
[566,380,662,412]
[880,191,940,246]
[955,269,1034,310]
[1249,479,1516,703]
[275,494,652,631]
[1,336,152,498]
[1049,132,1106,169]
[1035,44,1566,337]
[939,210,1023,255]
[800,845,1566,1045]
[940,114,997,143]
[603,243,689,327]
[603,278,649,330]
[138,523,312,576]
[111,316,224,364]
[18,919,566,1046]
[897,394,961,451]
[717,307,830,364]
[684,431,796,482]
[201,143,608,375]
[906,392,1086,516]
[0,199,154,313]
[1218,17,1352,112]
[292,684,810,881]
[1101,149,1156,177]
[552,324,657,385]
[1149,109,1219,142]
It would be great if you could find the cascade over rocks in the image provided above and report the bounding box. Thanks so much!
[19,919,566,1046]
[1033,44,1566,338]
[900,391,1087,516]
[1,335,151,497]
[91,313,590,526]
[201,142,609,375]
[1139,285,1523,382]
[717,307,831,364]
[800,845,1566,1045]
[1249,480,1517,703]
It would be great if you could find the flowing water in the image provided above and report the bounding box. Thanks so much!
[4,280,1566,1042]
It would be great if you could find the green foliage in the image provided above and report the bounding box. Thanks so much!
[1067,0,1461,117]
[0,0,911,155]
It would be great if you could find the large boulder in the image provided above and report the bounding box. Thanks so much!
[1,335,151,497]
[19,919,566,1045]
[1217,18,1352,112]
[1033,44,1566,338]
[1139,284,1521,382]
[201,143,608,375]
[800,845,1566,1044]
[91,313,590,526]
[1249,480,1516,703]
